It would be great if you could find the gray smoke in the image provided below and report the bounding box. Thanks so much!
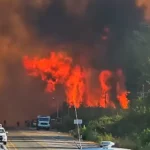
[0,0,144,126]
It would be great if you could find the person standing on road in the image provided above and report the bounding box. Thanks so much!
[3,120,6,127]
[17,121,20,127]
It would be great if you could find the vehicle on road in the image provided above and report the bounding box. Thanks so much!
[83,148,131,150]
[36,115,51,130]
[100,141,115,148]
[0,143,6,150]
[86,141,131,150]
[0,127,8,145]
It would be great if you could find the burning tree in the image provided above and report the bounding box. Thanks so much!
[23,52,129,109]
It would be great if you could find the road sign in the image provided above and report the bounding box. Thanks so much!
[74,119,82,125]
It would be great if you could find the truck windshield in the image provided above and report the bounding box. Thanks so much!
[38,118,49,121]
[0,129,5,133]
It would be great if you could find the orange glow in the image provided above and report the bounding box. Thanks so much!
[23,52,129,109]
[101,36,108,40]
[99,70,115,108]
[23,52,72,92]
[99,70,112,91]
[116,69,129,109]
[136,0,150,21]
[65,66,85,108]
[101,27,110,41]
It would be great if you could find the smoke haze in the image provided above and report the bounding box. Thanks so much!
[0,0,146,126]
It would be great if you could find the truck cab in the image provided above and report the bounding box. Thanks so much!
[36,116,51,130]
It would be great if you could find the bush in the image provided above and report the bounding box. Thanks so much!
[96,133,114,143]
[82,128,98,141]
[80,115,139,149]
[55,115,74,132]
[139,144,150,150]
[138,128,150,146]
[68,112,150,150]
[88,115,122,134]
[115,137,137,150]
[71,126,99,141]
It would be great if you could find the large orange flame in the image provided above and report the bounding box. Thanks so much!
[23,52,72,92]
[98,70,116,108]
[23,52,129,109]
[65,66,85,108]
[116,69,129,109]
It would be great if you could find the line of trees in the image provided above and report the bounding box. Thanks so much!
[53,23,150,150]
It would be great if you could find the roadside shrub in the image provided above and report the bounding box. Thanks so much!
[138,128,150,146]
[139,144,150,150]
[83,127,98,141]
[56,115,74,132]
[96,133,114,143]
[72,126,98,141]
[71,128,78,138]
[67,112,150,150]
[63,116,74,131]
[88,115,122,134]
[115,137,137,150]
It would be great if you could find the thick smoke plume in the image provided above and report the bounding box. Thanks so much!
[0,0,54,126]
[0,0,146,126]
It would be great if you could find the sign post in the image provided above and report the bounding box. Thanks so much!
[74,119,83,125]
[74,106,82,149]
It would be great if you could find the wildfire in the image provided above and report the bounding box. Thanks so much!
[23,52,72,92]
[136,0,150,21]
[99,70,116,108]
[23,52,129,109]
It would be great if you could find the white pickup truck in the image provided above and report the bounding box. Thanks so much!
[36,115,51,130]
[0,127,8,145]
[0,143,6,150]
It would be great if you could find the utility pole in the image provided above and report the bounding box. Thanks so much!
[74,106,82,149]
[57,100,59,118]
[142,84,145,100]
[52,97,59,118]
[105,91,107,107]
[68,106,70,116]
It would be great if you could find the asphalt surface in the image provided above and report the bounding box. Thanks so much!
[6,129,98,150]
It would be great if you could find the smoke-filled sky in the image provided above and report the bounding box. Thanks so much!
[26,0,144,68]
[0,0,148,126]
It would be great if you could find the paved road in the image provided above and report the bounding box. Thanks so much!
[6,130,98,150]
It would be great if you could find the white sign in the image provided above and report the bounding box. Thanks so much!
[74,119,82,125]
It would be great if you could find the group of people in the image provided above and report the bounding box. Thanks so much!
[3,120,20,127]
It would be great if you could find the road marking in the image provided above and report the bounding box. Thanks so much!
[36,141,49,149]
[22,130,82,149]
[7,141,17,150]
[6,141,11,149]
[19,131,49,149]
